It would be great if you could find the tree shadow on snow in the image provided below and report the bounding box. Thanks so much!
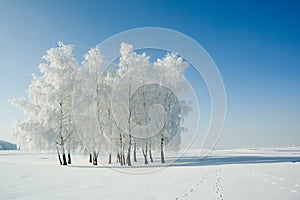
[169,155,300,167]
[67,155,300,169]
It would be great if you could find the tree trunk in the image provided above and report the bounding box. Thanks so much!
[93,157,97,165]
[58,103,67,165]
[108,153,112,164]
[119,133,123,166]
[122,141,126,165]
[62,153,67,165]
[126,148,131,166]
[93,151,98,166]
[56,146,62,165]
[89,153,92,163]
[144,157,148,164]
[118,153,123,166]
[58,154,63,165]
[62,147,67,165]
[117,153,120,163]
[142,146,148,164]
[133,142,137,162]
[67,152,71,164]
[126,135,132,166]
[149,139,153,163]
[126,78,132,166]
[143,153,148,164]
[161,134,165,164]
[126,151,131,166]
[122,152,126,165]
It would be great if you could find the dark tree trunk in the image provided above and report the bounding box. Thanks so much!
[142,146,148,164]
[143,154,148,164]
[56,147,62,165]
[122,142,126,165]
[160,135,165,164]
[127,79,132,166]
[118,153,123,166]
[93,151,98,166]
[122,152,126,165]
[120,156,123,166]
[149,137,153,162]
[119,133,124,166]
[58,103,67,166]
[62,153,68,165]
[126,135,132,166]
[133,142,137,162]
[67,153,71,164]
[93,157,97,165]
[160,149,165,164]
[149,141,153,163]
[108,153,112,164]
[126,152,131,166]
[57,152,62,165]
[89,154,92,163]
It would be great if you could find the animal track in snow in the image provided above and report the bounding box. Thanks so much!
[251,171,299,194]
[214,170,224,200]
[175,169,220,200]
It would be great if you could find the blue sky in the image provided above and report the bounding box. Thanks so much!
[0,0,299,148]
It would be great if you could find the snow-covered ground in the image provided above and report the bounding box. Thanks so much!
[0,148,299,200]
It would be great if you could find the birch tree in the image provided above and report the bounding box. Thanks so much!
[115,42,150,166]
[73,45,107,165]
[12,42,79,165]
[154,53,191,163]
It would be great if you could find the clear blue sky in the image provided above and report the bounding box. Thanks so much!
[0,0,299,148]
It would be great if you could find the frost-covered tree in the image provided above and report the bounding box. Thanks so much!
[74,45,107,165]
[12,42,79,165]
[11,74,54,151]
[153,53,191,162]
[11,41,192,167]
[115,42,150,166]
[97,72,120,164]
[39,42,79,165]
[110,44,191,165]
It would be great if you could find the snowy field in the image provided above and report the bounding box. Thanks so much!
[0,148,300,200]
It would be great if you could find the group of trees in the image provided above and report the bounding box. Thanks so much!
[11,42,191,166]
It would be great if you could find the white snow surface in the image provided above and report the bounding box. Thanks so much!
[0,148,299,200]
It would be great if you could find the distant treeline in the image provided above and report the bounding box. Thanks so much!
[0,140,17,150]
